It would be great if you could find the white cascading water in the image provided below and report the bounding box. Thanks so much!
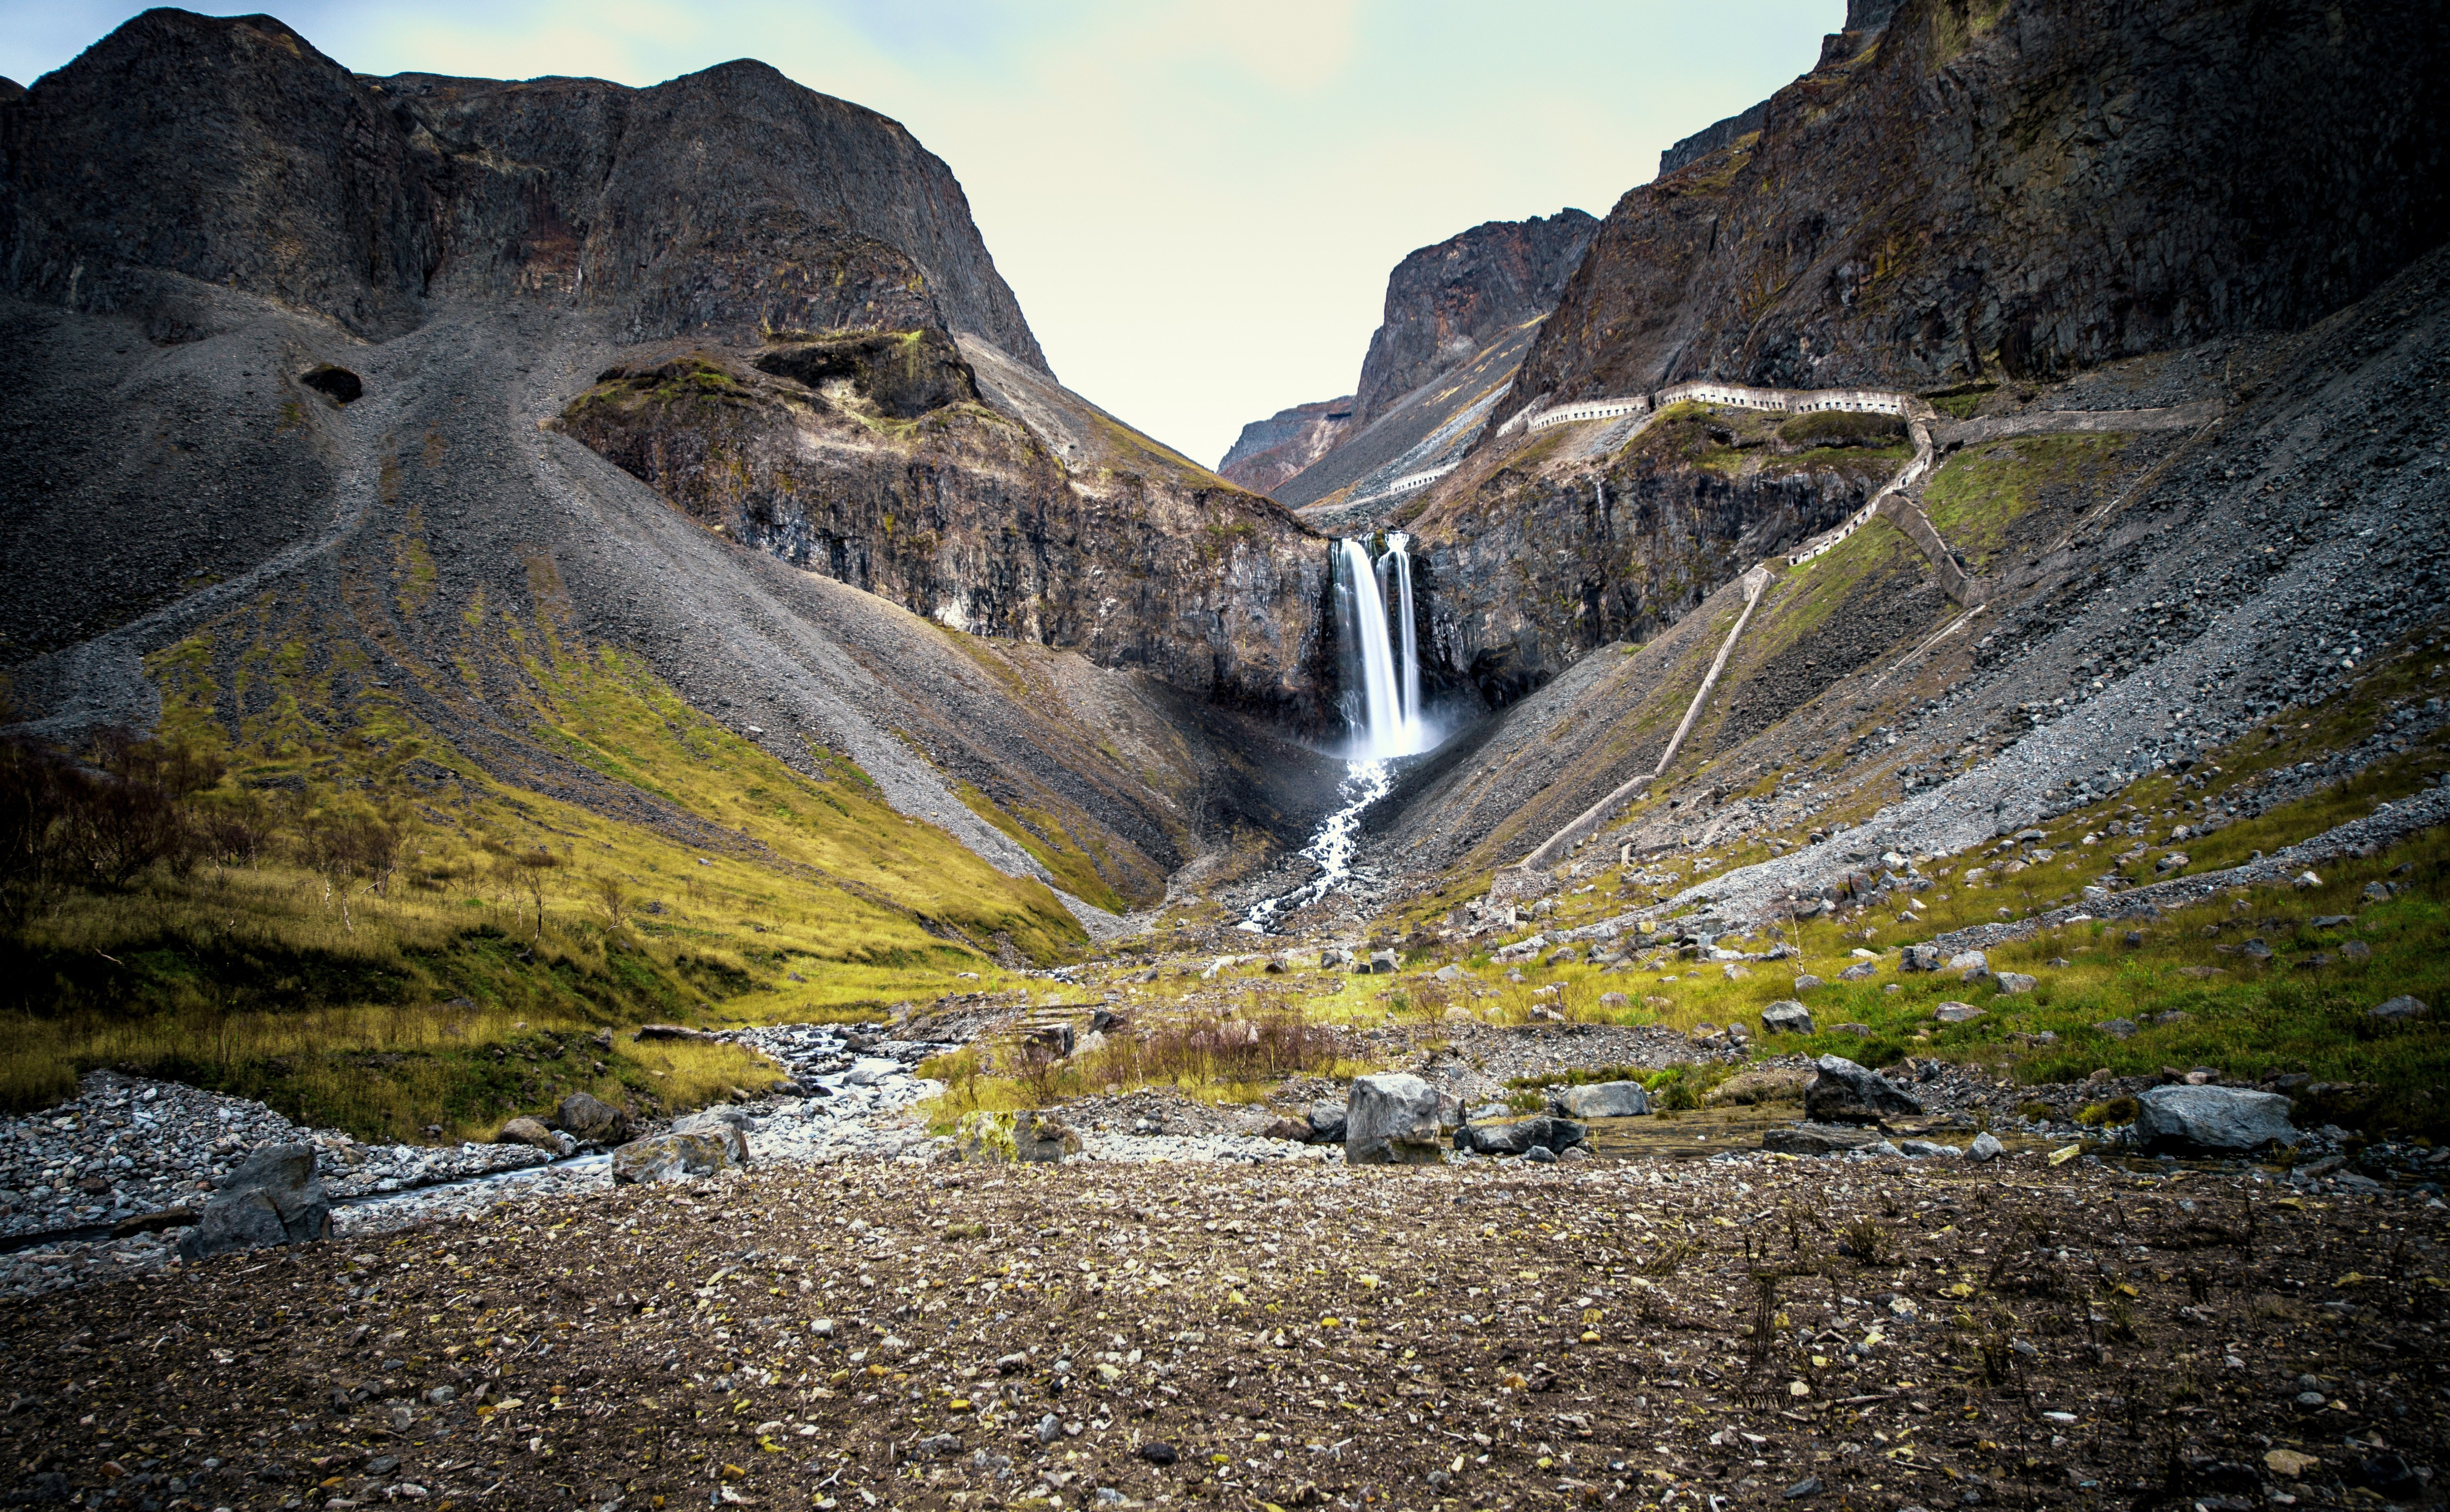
[1238,535,1432,932]
[1340,538,1410,756]
[1388,531,1421,734]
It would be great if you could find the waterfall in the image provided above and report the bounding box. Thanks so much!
[1343,539,1421,754]
[1236,536,1433,933]
[1387,532,1421,733]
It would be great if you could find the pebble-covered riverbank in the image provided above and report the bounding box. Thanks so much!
[7,1149,2447,1512]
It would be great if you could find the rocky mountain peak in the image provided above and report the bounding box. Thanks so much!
[1217,396,1356,494]
[1506,0,2450,423]
[0,7,439,338]
[0,8,1049,367]
[1351,208,1597,427]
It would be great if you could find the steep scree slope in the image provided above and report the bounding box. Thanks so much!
[1379,244,2450,897]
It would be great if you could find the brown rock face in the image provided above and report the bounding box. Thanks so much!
[375,64,1045,361]
[1351,210,1596,428]
[552,342,1334,724]
[1217,396,1354,494]
[1218,211,1596,508]
[1503,0,2450,419]
[1407,413,1900,709]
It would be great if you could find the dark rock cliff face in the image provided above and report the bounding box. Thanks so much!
[1407,415,1896,709]
[0,11,1048,366]
[374,65,1045,361]
[1215,210,1597,506]
[1505,0,2450,421]
[1351,210,1596,428]
[0,11,439,338]
[1217,396,1354,494]
[551,342,1334,725]
[1658,100,1768,179]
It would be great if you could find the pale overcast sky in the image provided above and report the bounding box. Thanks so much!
[1,1,1840,467]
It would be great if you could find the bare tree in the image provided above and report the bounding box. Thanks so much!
[510,848,561,937]
[590,872,630,932]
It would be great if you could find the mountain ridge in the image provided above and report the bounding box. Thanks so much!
[1215,210,1595,503]
[1497,0,2450,426]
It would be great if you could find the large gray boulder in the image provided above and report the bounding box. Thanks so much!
[2134,1086,2300,1152]
[670,1110,753,1165]
[555,1092,630,1145]
[1345,1074,1445,1165]
[611,1130,736,1183]
[1802,1056,1922,1124]
[1464,1114,1588,1156]
[1550,1081,1650,1118]
[177,1143,330,1260]
[1760,1000,1815,1035]
[497,1116,573,1157]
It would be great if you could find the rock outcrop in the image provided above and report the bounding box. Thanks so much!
[611,1131,738,1183]
[1461,1114,1588,1156]
[555,1092,630,1147]
[1803,1056,1922,1125]
[1409,420,1896,707]
[1352,211,1597,429]
[1344,1074,1444,1165]
[1501,0,2450,420]
[1548,1082,1650,1118]
[1223,211,1596,509]
[549,340,1332,723]
[0,11,1048,365]
[1218,397,1355,494]
[2134,1086,2299,1153]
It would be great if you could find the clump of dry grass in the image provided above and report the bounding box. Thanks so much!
[920,1009,1365,1128]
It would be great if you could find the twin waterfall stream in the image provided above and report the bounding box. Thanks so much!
[1238,534,1434,933]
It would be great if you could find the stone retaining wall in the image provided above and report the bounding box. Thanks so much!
[1525,396,1649,432]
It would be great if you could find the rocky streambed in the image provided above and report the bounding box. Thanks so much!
[9,1019,2443,1305]
[0,1026,957,1298]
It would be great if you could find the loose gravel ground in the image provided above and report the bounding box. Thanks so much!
[4,1152,2443,1511]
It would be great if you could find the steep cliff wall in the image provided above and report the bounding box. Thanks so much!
[1504,0,2450,422]
[1350,210,1597,428]
[0,10,439,338]
[550,338,1332,725]
[1403,405,1903,709]
[1216,209,1597,505]
[374,65,1046,362]
[1217,396,1354,495]
[0,11,1049,366]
